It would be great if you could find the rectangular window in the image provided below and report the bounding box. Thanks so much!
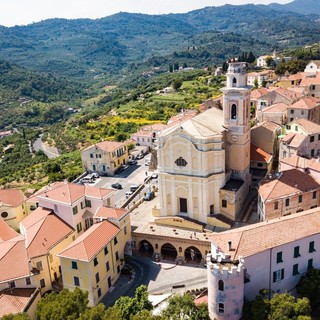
[95,272,100,284]
[285,198,290,207]
[298,195,302,203]
[286,125,291,130]
[124,226,127,235]
[90,153,93,158]
[311,149,315,157]
[26,277,31,285]
[36,261,43,271]
[290,109,294,114]
[294,246,301,258]
[218,303,224,313]
[72,261,78,269]
[40,279,45,288]
[9,281,15,289]
[94,257,98,266]
[104,246,109,255]
[318,134,320,141]
[309,241,315,253]
[308,259,313,270]
[273,269,284,282]
[222,200,227,208]
[54,204,58,213]
[310,136,315,143]
[276,252,283,263]
[114,237,118,245]
[74,276,80,286]
[115,251,119,261]
[313,191,317,199]
[106,261,110,272]
[274,202,278,210]
[72,205,78,215]
[295,125,298,131]
[117,265,120,274]
[77,222,82,233]
[81,202,84,209]
[98,288,101,297]
[85,199,92,208]
[292,263,299,276]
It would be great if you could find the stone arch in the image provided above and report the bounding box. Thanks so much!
[232,77,237,87]
[218,279,224,291]
[161,243,177,260]
[138,240,154,257]
[231,103,237,119]
[184,246,202,263]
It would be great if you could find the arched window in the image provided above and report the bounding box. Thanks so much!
[231,104,237,119]
[232,77,237,87]
[218,280,224,291]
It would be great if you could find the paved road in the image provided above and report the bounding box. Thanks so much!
[33,136,60,159]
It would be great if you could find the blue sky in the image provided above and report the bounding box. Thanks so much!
[0,0,291,27]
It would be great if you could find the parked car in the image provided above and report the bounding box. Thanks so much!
[80,177,94,184]
[144,191,155,201]
[92,173,99,179]
[151,173,158,179]
[125,191,133,197]
[128,159,137,165]
[136,153,144,160]
[130,184,140,192]
[145,157,151,166]
[111,183,122,190]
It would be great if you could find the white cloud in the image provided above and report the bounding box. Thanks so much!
[0,0,291,27]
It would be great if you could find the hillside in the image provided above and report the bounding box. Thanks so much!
[0,5,319,80]
[269,0,320,16]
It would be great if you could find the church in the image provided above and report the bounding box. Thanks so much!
[156,62,252,227]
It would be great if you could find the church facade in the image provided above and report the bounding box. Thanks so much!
[157,63,251,226]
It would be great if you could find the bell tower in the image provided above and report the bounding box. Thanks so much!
[221,62,251,183]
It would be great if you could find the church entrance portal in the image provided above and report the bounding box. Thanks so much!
[179,198,187,213]
[138,240,154,257]
[161,243,177,261]
[184,246,202,264]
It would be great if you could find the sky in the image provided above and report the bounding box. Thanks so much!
[0,0,291,27]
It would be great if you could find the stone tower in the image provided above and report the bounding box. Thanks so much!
[207,248,245,320]
[221,62,251,184]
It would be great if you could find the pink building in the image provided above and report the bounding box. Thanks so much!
[207,209,320,320]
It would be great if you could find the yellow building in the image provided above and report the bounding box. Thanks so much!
[58,221,123,306]
[20,207,75,294]
[157,62,251,226]
[81,141,129,176]
[0,189,26,230]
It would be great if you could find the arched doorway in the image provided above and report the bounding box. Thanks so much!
[185,246,202,263]
[138,240,154,257]
[161,243,177,261]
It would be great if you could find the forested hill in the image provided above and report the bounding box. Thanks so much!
[268,0,320,16]
[0,4,319,80]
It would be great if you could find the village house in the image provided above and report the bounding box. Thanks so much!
[279,118,320,160]
[207,208,320,320]
[0,189,26,230]
[26,181,115,235]
[250,144,273,183]
[304,60,320,74]
[256,102,288,125]
[81,140,129,176]
[287,96,320,123]
[257,169,320,221]
[274,73,303,89]
[0,220,40,318]
[20,207,75,294]
[247,70,276,87]
[299,74,320,98]
[58,220,124,306]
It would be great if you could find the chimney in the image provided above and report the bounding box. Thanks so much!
[228,241,232,251]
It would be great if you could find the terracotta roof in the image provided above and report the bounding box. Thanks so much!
[21,210,74,259]
[290,97,320,110]
[85,140,125,152]
[300,77,320,86]
[0,189,25,208]
[58,221,120,262]
[36,183,114,205]
[209,208,320,261]
[262,102,288,113]
[0,219,20,242]
[194,295,208,306]
[0,288,38,317]
[94,207,127,220]
[295,118,320,134]
[141,123,168,132]
[281,132,306,148]
[258,169,319,201]
[132,130,153,138]
[250,88,269,100]
[20,207,52,230]
[250,144,272,163]
[280,156,320,172]
[257,121,281,132]
[287,73,304,81]
[274,87,303,101]
[0,237,30,283]
[167,110,198,125]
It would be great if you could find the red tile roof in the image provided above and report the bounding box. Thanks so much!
[209,207,320,261]
[94,207,127,220]
[290,97,320,110]
[280,156,320,172]
[86,140,126,152]
[250,144,272,163]
[0,189,25,208]
[295,118,320,134]
[0,219,20,242]
[21,210,74,259]
[58,221,120,262]
[300,77,320,87]
[258,169,320,201]
[250,88,269,100]
[262,102,288,113]
[0,288,38,317]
